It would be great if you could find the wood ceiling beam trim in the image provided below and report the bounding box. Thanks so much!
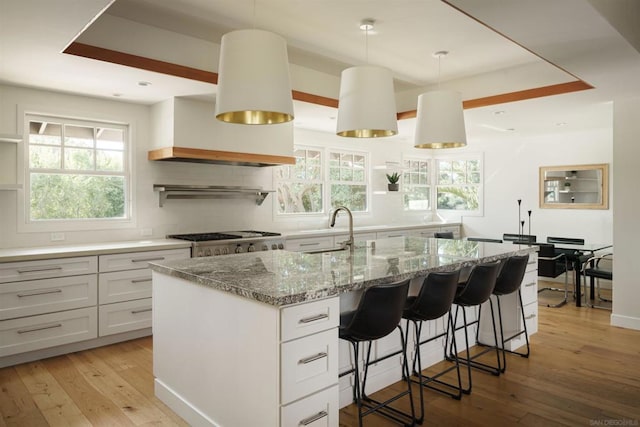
[64,42,593,120]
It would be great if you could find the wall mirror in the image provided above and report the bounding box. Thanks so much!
[539,163,609,209]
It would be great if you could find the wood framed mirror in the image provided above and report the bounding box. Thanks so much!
[539,163,609,209]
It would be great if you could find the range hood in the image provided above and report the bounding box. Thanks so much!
[148,146,295,167]
[148,97,295,167]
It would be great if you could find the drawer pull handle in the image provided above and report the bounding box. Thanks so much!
[299,352,327,365]
[131,278,152,284]
[299,242,320,247]
[299,313,329,324]
[17,266,63,274]
[387,234,403,238]
[524,282,536,288]
[525,314,537,320]
[131,308,152,314]
[17,323,62,334]
[131,257,165,263]
[17,289,63,297]
[299,411,328,426]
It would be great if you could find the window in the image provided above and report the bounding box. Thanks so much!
[275,148,323,214]
[436,158,482,211]
[275,147,369,214]
[328,150,367,212]
[26,115,129,222]
[402,159,430,211]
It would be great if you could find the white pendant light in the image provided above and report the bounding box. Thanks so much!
[337,19,398,138]
[215,28,294,125]
[414,51,467,149]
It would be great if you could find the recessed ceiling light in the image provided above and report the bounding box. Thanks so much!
[494,110,506,115]
[138,81,152,87]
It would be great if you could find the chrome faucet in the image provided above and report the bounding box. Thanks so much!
[330,206,354,251]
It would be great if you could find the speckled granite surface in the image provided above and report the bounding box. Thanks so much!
[150,237,536,306]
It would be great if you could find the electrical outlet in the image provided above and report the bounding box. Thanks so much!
[51,232,65,241]
[141,228,153,237]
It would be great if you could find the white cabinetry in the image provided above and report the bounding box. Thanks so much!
[0,256,98,358]
[98,248,189,337]
[152,273,340,426]
[0,246,189,367]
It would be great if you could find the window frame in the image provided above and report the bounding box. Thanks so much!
[274,147,324,215]
[18,112,134,233]
[434,153,484,216]
[401,157,431,212]
[274,145,370,216]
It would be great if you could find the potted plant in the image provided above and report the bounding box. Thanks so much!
[386,172,400,191]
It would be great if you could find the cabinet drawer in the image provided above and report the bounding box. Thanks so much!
[520,272,538,306]
[281,298,339,342]
[98,298,152,337]
[99,269,152,304]
[408,227,439,238]
[281,384,338,427]
[333,233,376,248]
[0,256,97,284]
[98,249,190,272]
[376,230,407,239]
[525,254,538,272]
[0,274,97,320]
[286,237,335,252]
[523,301,538,335]
[281,329,338,405]
[0,307,97,357]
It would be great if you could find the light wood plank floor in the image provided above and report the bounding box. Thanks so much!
[1,285,639,426]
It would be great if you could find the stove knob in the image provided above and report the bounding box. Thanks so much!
[221,247,229,255]
[214,248,221,256]
[235,244,244,254]
[278,243,284,250]
[262,244,269,251]
[204,248,212,257]
[247,244,255,252]
[271,243,278,250]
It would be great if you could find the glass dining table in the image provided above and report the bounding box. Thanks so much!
[550,242,613,307]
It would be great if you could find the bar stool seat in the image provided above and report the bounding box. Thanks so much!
[402,270,461,424]
[340,278,415,427]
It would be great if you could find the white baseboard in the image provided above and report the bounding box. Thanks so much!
[154,379,218,427]
[610,313,640,331]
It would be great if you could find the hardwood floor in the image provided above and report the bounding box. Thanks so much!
[2,285,639,426]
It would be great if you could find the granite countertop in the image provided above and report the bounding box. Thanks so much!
[0,239,192,263]
[150,236,535,307]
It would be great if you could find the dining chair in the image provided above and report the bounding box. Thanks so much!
[434,231,454,239]
[582,252,613,309]
[536,243,570,307]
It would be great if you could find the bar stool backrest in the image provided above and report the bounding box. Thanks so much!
[493,255,530,296]
[455,262,500,306]
[547,236,584,245]
[404,270,460,321]
[341,279,410,341]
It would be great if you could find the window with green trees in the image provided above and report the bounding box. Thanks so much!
[402,159,430,211]
[275,147,368,214]
[26,115,129,222]
[436,158,481,211]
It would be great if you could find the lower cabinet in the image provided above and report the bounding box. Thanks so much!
[0,246,189,367]
[98,298,152,337]
[0,307,97,357]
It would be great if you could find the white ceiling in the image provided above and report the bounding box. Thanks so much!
[1,0,639,142]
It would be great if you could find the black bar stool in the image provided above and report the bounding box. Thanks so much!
[480,254,531,373]
[434,231,454,239]
[445,262,501,394]
[402,270,462,424]
[340,279,415,427]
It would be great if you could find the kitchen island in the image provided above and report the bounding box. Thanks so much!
[150,236,536,427]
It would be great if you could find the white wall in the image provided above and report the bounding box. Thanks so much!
[0,84,614,258]
[611,96,640,330]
